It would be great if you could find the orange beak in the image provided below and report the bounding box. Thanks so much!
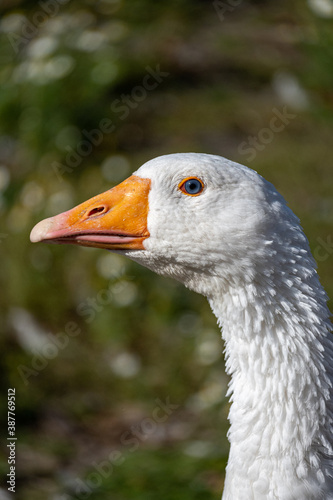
[30,175,151,251]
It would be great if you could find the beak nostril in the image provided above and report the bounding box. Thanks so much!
[87,205,108,218]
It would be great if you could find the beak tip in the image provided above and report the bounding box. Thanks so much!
[30,218,54,243]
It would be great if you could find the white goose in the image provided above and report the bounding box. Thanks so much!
[30,153,333,500]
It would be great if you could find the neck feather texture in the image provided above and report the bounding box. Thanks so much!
[208,244,333,500]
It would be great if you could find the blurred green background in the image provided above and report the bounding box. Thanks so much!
[0,0,333,499]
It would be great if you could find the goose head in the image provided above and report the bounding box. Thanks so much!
[30,153,300,296]
[30,153,333,500]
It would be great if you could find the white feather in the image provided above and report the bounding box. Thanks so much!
[123,153,333,500]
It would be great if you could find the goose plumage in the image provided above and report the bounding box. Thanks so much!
[30,153,333,500]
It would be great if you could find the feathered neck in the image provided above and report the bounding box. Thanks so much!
[208,239,333,500]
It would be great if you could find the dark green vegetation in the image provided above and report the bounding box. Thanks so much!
[0,0,332,498]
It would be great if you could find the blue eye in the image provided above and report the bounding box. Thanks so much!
[179,177,204,196]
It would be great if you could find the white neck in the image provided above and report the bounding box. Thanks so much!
[136,169,333,499]
[208,253,333,500]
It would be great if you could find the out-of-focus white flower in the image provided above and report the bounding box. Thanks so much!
[76,30,108,52]
[9,308,48,353]
[183,440,215,458]
[27,37,58,59]
[112,281,138,307]
[0,13,27,33]
[308,0,333,17]
[109,351,141,378]
[43,55,75,80]
[96,253,126,280]
[13,56,74,85]
[272,71,310,110]
[196,330,221,365]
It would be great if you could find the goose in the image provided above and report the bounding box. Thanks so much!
[30,153,333,500]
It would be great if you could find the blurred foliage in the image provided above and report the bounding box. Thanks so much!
[0,0,333,498]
